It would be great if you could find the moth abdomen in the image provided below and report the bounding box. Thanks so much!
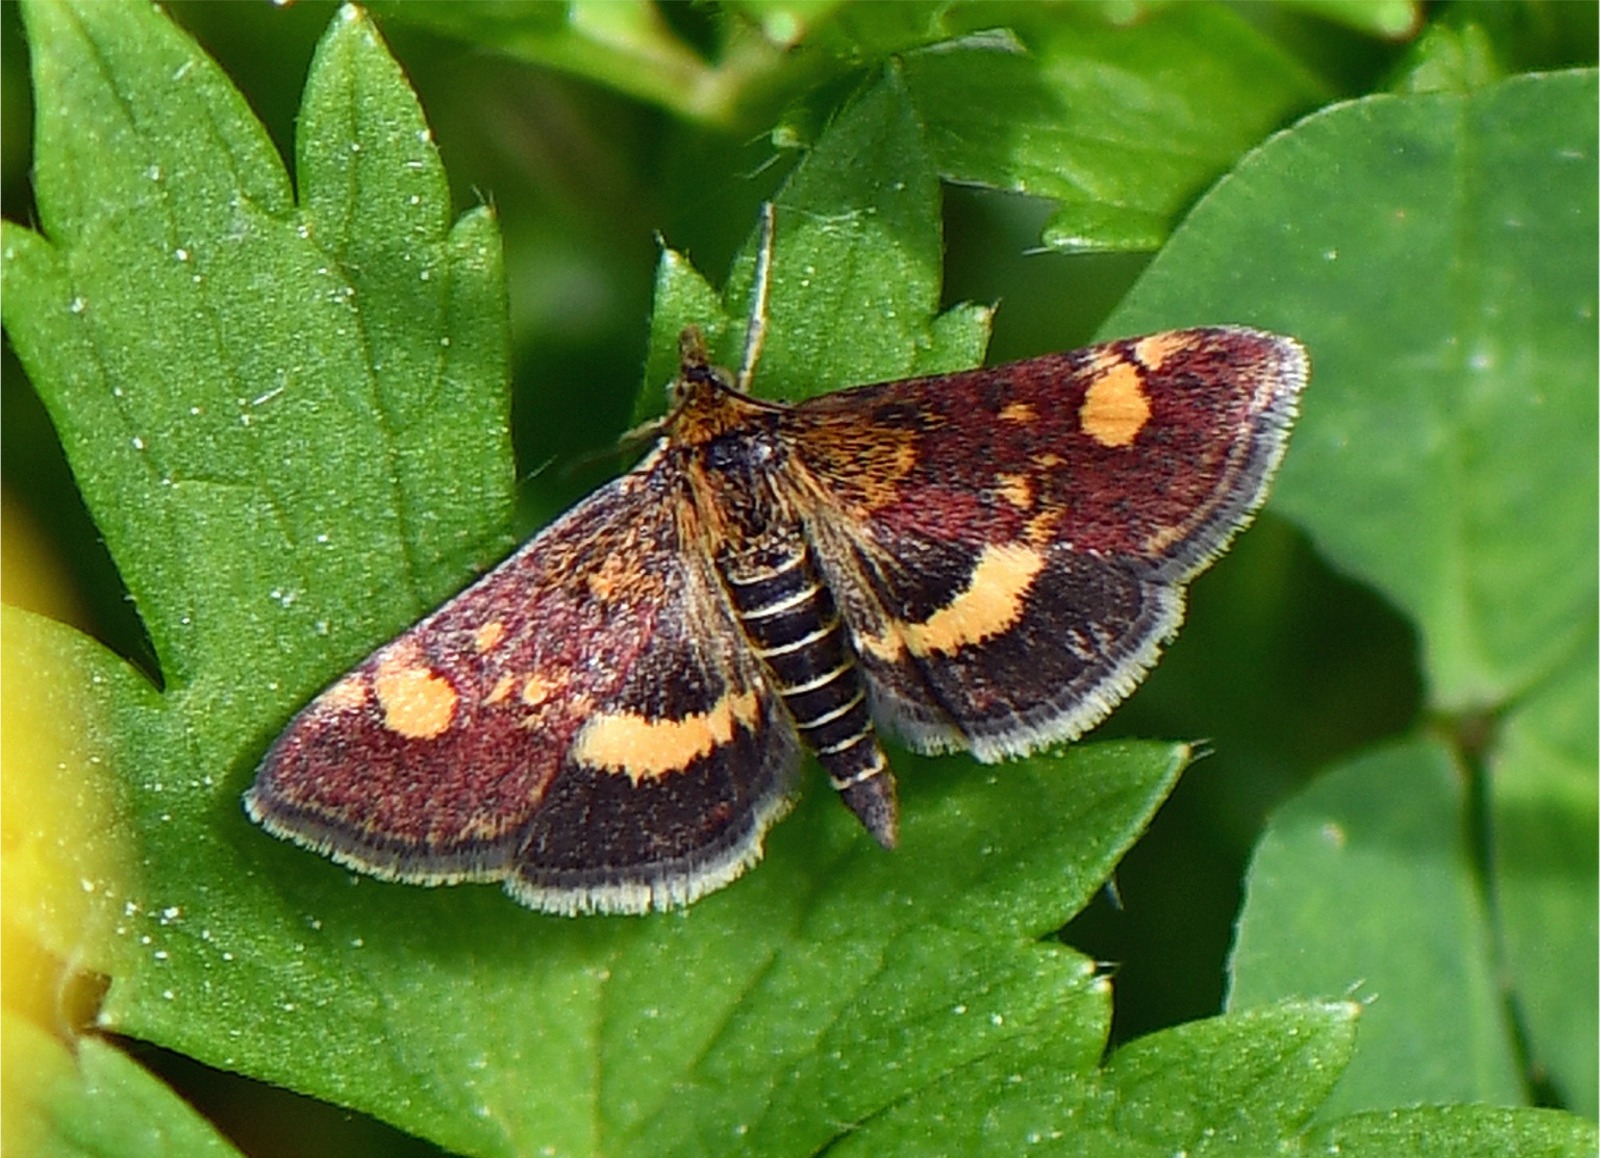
[720,540,897,846]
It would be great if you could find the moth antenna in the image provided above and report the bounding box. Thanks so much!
[736,202,776,393]
[557,419,665,481]
[564,325,714,480]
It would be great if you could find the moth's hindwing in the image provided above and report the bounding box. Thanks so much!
[246,463,798,916]
[783,326,1308,760]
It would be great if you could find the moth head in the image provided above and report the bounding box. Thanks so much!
[671,326,736,408]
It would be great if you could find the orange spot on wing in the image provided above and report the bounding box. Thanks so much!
[571,691,762,783]
[1079,362,1151,448]
[318,675,369,712]
[996,473,1033,511]
[586,551,635,601]
[901,543,1046,656]
[372,652,458,739]
[998,401,1037,424]
[1024,509,1060,545]
[473,621,506,653]
[521,674,558,708]
[854,624,906,662]
[1133,331,1189,372]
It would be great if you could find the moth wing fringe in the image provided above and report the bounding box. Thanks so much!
[505,789,797,916]
[242,788,512,886]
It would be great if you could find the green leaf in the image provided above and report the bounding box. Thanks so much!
[732,65,992,398]
[0,606,152,989]
[901,4,1329,251]
[1491,650,1600,1118]
[1104,68,1598,1122]
[1287,0,1422,41]
[638,64,992,422]
[1,1013,243,1158]
[376,2,1328,253]
[617,742,1186,1157]
[641,247,731,414]
[827,1001,1364,1154]
[1228,740,1521,1115]
[371,0,782,128]
[1,0,513,714]
[1388,3,1600,93]
[1108,71,1599,713]
[295,4,514,603]
[1393,20,1506,94]
[2,16,514,1097]
[1098,1000,1359,1149]
[1303,1105,1600,1157]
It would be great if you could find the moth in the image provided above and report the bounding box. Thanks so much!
[247,275,1307,915]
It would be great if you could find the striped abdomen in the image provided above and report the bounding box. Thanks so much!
[719,543,898,847]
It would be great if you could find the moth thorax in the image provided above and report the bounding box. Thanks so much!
[716,541,897,848]
[698,427,791,544]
